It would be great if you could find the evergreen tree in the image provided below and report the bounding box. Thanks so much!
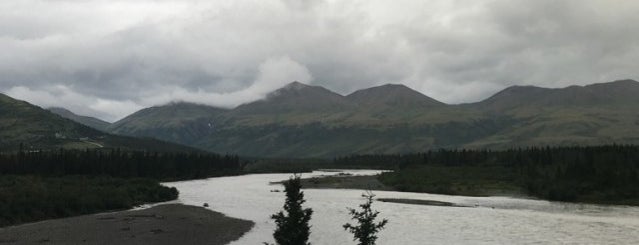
[344,192,388,245]
[270,175,313,245]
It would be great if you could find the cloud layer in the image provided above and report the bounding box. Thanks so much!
[1,0,638,121]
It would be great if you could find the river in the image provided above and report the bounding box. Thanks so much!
[163,170,639,244]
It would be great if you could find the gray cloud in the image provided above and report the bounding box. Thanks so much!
[1,0,638,121]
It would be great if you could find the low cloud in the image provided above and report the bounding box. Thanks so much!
[5,56,311,122]
[5,85,142,122]
[1,0,638,121]
[138,56,312,109]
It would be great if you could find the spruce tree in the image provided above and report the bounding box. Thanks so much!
[270,175,313,245]
[344,192,388,245]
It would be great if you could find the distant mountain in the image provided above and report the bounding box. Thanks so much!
[109,102,228,146]
[236,81,352,113]
[48,107,110,131]
[347,83,444,108]
[342,83,449,124]
[0,94,199,152]
[464,79,639,148]
[225,82,355,126]
[105,79,639,157]
[476,79,639,111]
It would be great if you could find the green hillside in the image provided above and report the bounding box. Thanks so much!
[0,94,199,152]
[108,102,228,146]
[48,107,111,131]
[70,79,639,157]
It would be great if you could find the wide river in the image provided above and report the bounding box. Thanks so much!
[163,170,639,244]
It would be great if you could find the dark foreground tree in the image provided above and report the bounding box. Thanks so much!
[270,175,313,245]
[344,192,388,245]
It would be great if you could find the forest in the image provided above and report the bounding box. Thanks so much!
[3,144,638,227]
[0,146,242,179]
[0,147,242,226]
[335,145,639,205]
[0,176,177,226]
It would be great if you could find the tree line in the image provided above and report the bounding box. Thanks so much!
[0,146,243,227]
[334,145,639,204]
[0,146,243,180]
[0,176,178,227]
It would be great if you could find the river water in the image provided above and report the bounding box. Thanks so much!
[163,170,639,245]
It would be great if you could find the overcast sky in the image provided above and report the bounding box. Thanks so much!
[1,0,638,122]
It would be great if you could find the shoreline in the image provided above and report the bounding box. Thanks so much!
[0,204,254,245]
[377,198,473,208]
[291,174,395,191]
[295,172,639,207]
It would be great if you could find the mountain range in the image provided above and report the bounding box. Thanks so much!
[6,79,639,157]
[0,94,199,152]
[48,107,111,131]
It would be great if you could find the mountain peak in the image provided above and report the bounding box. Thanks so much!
[48,107,111,131]
[488,85,549,97]
[269,81,329,96]
[114,102,227,124]
[478,79,639,110]
[108,102,227,144]
[346,83,444,108]
[586,79,639,89]
[48,107,73,115]
[377,83,411,89]
[235,82,351,114]
[263,81,342,100]
[282,81,310,90]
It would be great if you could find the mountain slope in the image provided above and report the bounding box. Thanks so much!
[228,81,356,125]
[0,94,199,152]
[476,79,639,111]
[236,81,353,113]
[107,79,639,157]
[109,102,228,145]
[465,79,639,148]
[341,83,451,124]
[347,84,444,108]
[48,107,111,131]
[207,79,639,156]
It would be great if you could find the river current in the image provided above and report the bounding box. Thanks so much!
[164,170,639,244]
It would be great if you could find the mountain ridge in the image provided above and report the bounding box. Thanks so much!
[0,94,202,153]
[48,107,111,131]
[40,79,639,157]
[109,102,228,146]
[476,79,639,111]
[346,83,445,108]
[235,81,354,113]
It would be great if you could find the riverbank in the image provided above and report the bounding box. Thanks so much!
[167,170,639,244]
[296,174,394,191]
[0,204,254,245]
[377,198,469,207]
[295,174,521,197]
[0,175,179,227]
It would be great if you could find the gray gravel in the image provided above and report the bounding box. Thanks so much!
[0,204,254,245]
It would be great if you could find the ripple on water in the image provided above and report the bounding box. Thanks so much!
[164,170,639,245]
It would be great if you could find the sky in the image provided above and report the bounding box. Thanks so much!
[1,0,638,122]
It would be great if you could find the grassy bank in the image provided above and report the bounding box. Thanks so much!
[0,175,178,227]
[295,175,393,191]
[378,165,523,197]
[294,170,522,198]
